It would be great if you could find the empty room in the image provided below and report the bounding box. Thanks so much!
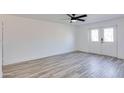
[0,14,124,78]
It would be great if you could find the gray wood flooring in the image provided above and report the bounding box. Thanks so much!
[3,51,124,78]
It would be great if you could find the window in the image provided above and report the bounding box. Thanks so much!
[91,29,99,42]
[103,28,114,42]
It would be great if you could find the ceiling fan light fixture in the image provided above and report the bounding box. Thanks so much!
[71,19,77,23]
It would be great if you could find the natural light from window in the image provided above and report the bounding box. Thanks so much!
[91,29,99,42]
[104,28,114,42]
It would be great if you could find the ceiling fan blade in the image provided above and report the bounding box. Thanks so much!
[67,14,72,18]
[77,19,85,22]
[75,14,87,19]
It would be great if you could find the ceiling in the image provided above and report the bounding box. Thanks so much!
[13,14,124,25]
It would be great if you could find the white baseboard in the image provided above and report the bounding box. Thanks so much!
[3,50,76,66]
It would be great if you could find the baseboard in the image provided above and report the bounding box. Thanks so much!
[4,50,124,67]
[3,50,77,66]
[77,50,124,60]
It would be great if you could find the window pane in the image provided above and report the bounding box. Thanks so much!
[91,29,99,42]
[104,28,114,42]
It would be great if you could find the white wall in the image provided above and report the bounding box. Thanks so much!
[3,15,124,66]
[76,17,124,59]
[3,15,76,65]
[0,16,2,77]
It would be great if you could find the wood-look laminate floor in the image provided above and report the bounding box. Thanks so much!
[3,51,124,78]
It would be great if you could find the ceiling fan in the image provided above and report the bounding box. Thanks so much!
[67,14,87,23]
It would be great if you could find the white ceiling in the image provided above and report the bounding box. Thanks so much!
[13,14,124,25]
